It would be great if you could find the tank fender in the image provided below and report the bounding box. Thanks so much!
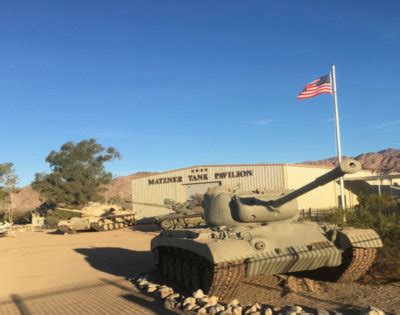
[335,228,383,250]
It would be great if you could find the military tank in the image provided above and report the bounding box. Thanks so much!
[155,195,205,230]
[151,159,383,300]
[57,202,136,234]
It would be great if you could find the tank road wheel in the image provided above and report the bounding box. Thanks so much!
[175,259,183,283]
[202,267,213,292]
[167,257,175,280]
[102,224,109,231]
[191,264,200,290]
[161,255,169,277]
[182,260,191,288]
[108,223,114,230]
[175,218,186,230]
[160,220,173,231]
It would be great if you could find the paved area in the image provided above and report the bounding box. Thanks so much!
[0,227,172,314]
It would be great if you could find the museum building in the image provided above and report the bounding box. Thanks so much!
[131,163,399,219]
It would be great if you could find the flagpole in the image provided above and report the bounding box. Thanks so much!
[331,64,346,217]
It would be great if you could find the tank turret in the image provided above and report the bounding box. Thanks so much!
[204,159,360,226]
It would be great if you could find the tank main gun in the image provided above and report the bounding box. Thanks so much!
[269,159,361,208]
[204,159,361,226]
[56,207,83,214]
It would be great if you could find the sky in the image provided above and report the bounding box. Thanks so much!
[1,1,399,186]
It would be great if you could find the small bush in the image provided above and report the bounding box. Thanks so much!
[327,194,400,281]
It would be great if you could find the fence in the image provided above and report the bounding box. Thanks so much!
[299,208,336,222]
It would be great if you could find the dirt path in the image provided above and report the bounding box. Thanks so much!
[0,228,170,315]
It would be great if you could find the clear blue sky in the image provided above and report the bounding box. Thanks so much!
[1,1,399,186]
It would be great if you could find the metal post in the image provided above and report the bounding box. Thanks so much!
[331,64,346,216]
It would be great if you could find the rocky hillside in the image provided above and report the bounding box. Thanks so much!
[302,148,400,172]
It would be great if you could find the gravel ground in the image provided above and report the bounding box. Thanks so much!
[1,227,398,314]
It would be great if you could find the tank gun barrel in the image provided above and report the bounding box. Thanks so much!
[56,207,82,214]
[271,159,361,208]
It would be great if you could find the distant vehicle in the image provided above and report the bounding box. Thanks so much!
[0,222,12,237]
[151,159,383,300]
[57,202,135,234]
[155,195,205,230]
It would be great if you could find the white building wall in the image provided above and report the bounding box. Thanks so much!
[132,164,285,219]
[132,163,387,219]
[284,165,339,210]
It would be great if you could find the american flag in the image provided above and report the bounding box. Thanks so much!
[297,74,332,99]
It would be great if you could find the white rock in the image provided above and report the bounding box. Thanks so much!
[163,299,175,310]
[208,296,219,306]
[184,304,195,311]
[146,285,158,293]
[285,305,302,314]
[262,308,273,315]
[183,297,196,307]
[221,307,233,314]
[159,287,174,299]
[215,304,226,312]
[292,306,302,312]
[197,307,207,314]
[245,303,261,314]
[366,306,385,315]
[228,299,240,307]
[193,289,205,299]
[233,306,243,314]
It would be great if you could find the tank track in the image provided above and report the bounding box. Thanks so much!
[57,225,77,234]
[156,247,246,301]
[91,214,136,232]
[155,246,377,302]
[335,247,377,282]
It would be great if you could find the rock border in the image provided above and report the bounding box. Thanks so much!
[130,274,385,315]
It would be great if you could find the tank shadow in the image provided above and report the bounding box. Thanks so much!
[133,223,161,232]
[75,247,154,278]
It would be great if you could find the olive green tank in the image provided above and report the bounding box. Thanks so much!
[155,195,205,230]
[57,202,136,234]
[151,159,383,300]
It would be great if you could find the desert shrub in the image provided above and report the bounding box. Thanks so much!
[326,194,400,281]
[45,209,81,229]
[108,195,132,210]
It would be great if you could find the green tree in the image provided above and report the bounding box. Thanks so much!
[0,163,19,222]
[32,139,120,207]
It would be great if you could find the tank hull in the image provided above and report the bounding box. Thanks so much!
[151,222,382,300]
[57,213,136,234]
[155,213,205,230]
